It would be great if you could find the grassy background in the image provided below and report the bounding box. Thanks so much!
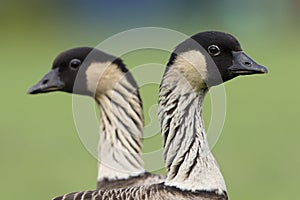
[1,1,300,199]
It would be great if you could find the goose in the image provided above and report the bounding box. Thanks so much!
[28,47,164,189]
[50,31,268,200]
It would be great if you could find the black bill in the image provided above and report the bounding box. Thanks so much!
[229,51,268,75]
[28,68,65,94]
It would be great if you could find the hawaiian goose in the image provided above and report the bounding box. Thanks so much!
[28,48,164,189]
[52,31,267,200]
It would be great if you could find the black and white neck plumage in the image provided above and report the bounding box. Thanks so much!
[158,31,267,194]
[28,47,164,189]
[48,31,268,200]
[159,31,267,195]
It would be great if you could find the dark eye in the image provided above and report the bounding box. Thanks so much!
[208,45,221,56]
[69,59,81,70]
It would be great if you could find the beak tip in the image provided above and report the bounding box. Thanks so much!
[259,65,268,74]
[263,68,269,74]
[27,86,36,94]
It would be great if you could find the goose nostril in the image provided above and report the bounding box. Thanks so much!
[42,79,49,85]
[243,61,252,67]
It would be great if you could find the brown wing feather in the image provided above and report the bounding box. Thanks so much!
[52,183,228,200]
[97,172,165,189]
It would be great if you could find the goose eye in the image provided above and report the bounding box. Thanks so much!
[69,59,81,70]
[208,45,221,56]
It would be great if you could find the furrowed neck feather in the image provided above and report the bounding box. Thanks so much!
[90,63,146,181]
[158,53,227,194]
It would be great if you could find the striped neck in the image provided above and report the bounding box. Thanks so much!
[158,63,227,194]
[95,72,146,181]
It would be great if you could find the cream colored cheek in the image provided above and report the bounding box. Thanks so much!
[175,50,208,88]
[85,62,123,95]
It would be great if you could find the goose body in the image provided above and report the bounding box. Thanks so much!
[38,31,267,200]
[53,183,227,200]
[28,48,164,190]
[97,172,164,189]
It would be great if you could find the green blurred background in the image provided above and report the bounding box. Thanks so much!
[1,0,299,199]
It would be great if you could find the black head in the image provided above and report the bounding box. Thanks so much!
[28,47,126,96]
[168,31,268,87]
